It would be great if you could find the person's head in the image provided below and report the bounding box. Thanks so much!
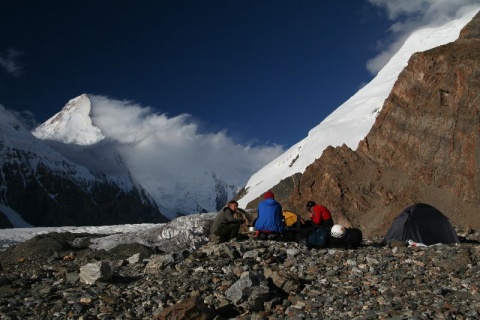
[331,224,346,238]
[306,201,316,212]
[264,190,275,199]
[227,200,238,211]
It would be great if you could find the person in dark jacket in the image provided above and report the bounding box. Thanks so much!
[255,191,285,234]
[210,200,245,243]
[305,200,334,228]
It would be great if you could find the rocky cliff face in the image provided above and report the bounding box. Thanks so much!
[248,12,480,236]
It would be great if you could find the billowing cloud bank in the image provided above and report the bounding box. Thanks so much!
[367,0,480,74]
[88,95,284,189]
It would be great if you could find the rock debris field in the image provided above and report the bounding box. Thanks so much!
[0,230,480,319]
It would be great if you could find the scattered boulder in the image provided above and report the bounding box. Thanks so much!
[79,261,112,285]
[225,271,270,311]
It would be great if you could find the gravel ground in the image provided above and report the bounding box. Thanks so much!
[0,230,479,319]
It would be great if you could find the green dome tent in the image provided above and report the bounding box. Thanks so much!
[382,203,459,246]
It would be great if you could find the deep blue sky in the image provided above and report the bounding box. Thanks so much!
[0,0,392,147]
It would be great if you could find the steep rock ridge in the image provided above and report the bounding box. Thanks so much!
[260,12,480,236]
[360,34,480,204]
[0,107,168,228]
[236,9,478,208]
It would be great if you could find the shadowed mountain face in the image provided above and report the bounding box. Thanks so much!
[246,12,480,236]
[0,108,169,228]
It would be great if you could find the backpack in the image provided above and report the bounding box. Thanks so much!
[345,227,363,249]
[306,227,329,249]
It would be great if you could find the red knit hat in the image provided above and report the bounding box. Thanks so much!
[264,190,274,199]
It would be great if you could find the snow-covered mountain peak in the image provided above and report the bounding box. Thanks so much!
[30,95,239,219]
[32,94,105,145]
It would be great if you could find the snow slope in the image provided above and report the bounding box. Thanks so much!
[237,8,480,208]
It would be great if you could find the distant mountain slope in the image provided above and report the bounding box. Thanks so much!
[32,94,238,219]
[0,105,168,227]
[237,8,479,208]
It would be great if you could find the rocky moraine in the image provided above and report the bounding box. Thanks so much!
[0,230,480,319]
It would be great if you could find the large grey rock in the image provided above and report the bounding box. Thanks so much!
[79,261,112,285]
[144,254,175,274]
[225,271,270,311]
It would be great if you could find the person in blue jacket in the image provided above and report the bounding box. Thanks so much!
[255,190,285,234]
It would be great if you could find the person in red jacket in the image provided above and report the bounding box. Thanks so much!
[306,201,334,228]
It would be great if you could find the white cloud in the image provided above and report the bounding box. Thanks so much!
[367,0,480,74]
[88,95,284,188]
[0,48,24,77]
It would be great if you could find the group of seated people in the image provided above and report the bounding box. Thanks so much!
[209,190,360,248]
[252,191,334,239]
